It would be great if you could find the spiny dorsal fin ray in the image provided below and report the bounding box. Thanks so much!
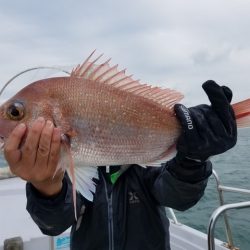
[71,51,184,109]
[88,58,112,80]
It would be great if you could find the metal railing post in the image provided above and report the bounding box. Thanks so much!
[167,208,179,224]
[212,170,235,248]
[208,201,250,250]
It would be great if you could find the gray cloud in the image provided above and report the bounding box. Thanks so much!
[0,0,249,106]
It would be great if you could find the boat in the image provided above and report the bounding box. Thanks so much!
[1,168,249,250]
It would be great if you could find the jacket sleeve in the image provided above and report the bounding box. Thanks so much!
[26,174,85,236]
[144,156,212,211]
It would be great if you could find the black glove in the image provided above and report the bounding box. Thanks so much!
[174,80,237,162]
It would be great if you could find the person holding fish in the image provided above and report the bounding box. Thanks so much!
[1,52,249,250]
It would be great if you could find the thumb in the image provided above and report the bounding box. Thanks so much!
[4,123,26,167]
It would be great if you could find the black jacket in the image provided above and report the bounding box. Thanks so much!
[26,159,212,250]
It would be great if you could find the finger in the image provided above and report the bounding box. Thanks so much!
[221,86,233,103]
[4,123,26,165]
[21,117,46,166]
[221,85,236,122]
[34,120,54,170]
[48,128,61,177]
[202,80,233,129]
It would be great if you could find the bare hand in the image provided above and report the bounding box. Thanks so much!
[4,117,63,196]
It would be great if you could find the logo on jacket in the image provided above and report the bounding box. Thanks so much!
[128,191,140,204]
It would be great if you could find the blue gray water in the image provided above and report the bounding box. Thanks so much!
[0,129,249,249]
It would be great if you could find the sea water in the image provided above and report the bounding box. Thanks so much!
[0,129,249,249]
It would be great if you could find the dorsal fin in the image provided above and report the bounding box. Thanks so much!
[71,51,184,109]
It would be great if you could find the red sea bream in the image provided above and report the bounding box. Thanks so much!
[0,51,249,216]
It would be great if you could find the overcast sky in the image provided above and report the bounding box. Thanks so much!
[0,0,250,106]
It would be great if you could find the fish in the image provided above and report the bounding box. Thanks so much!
[0,51,249,217]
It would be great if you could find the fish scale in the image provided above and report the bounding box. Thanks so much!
[41,77,180,166]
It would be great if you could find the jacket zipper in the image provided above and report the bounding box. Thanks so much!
[102,173,114,250]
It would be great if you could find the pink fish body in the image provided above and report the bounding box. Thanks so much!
[38,77,180,166]
[0,53,183,167]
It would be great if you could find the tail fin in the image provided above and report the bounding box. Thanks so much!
[232,99,250,128]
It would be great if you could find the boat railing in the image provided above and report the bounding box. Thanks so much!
[167,169,250,250]
[208,200,250,250]
[208,170,250,250]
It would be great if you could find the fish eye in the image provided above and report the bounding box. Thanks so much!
[6,102,25,120]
